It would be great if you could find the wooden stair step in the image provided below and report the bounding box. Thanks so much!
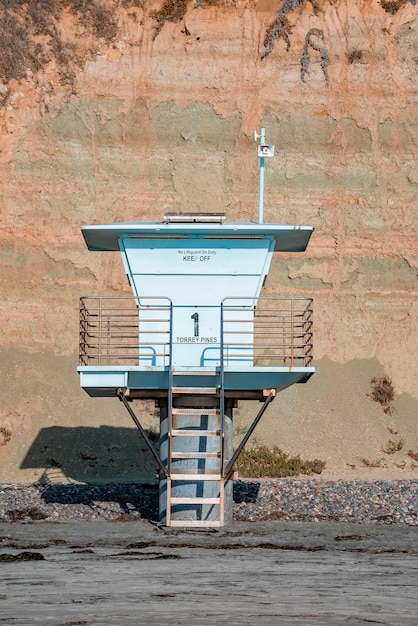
[172,408,220,416]
[171,451,220,459]
[171,429,220,437]
[170,473,222,481]
[168,520,222,528]
[172,387,218,395]
[170,497,220,505]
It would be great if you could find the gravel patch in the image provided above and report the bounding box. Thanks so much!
[0,479,416,525]
[233,479,418,525]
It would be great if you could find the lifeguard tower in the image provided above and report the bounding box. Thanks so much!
[78,132,314,527]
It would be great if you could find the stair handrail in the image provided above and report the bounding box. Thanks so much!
[167,300,174,478]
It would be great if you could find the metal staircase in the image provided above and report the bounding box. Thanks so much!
[165,376,226,528]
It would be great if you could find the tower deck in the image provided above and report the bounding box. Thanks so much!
[78,296,314,399]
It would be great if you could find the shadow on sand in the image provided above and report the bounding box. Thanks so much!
[21,426,261,515]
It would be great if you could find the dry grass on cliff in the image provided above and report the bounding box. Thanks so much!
[368,376,395,415]
[0,426,12,446]
[0,0,141,97]
[150,0,189,40]
[0,0,415,101]
[380,1,416,15]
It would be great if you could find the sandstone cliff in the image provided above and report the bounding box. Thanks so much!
[0,0,417,482]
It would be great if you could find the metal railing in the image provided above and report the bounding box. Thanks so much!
[79,296,313,368]
[79,296,172,366]
[221,297,313,367]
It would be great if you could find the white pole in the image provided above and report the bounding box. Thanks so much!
[258,127,265,224]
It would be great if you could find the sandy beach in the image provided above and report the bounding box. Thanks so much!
[1,519,417,625]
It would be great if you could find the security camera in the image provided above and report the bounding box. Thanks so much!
[258,144,275,158]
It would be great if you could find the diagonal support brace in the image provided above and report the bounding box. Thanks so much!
[117,389,168,478]
[223,389,276,481]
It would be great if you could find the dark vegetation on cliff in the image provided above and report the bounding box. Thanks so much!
[0,0,141,100]
[368,375,396,415]
[0,0,415,107]
[381,0,416,14]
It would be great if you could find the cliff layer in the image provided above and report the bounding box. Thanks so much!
[1,0,417,482]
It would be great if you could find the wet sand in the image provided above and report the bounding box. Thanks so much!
[1,519,417,625]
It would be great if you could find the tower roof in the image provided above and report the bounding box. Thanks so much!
[81,221,314,252]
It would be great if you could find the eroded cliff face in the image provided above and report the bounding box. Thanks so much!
[0,0,417,481]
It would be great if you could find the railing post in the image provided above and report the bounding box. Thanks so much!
[79,298,85,365]
[105,314,110,365]
[220,301,225,477]
[98,297,102,366]
[308,299,313,366]
[290,302,293,364]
